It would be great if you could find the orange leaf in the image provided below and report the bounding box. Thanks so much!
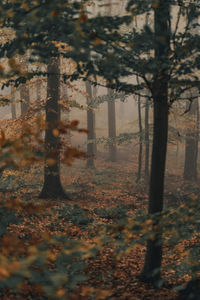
[51,10,59,17]
[79,13,88,22]
[0,267,10,280]
[53,129,59,136]
[152,3,159,8]
[93,38,102,46]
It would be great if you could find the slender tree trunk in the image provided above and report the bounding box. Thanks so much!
[184,98,198,181]
[136,94,143,182]
[61,79,71,143]
[141,0,170,285]
[20,58,29,116]
[108,88,117,161]
[20,83,29,116]
[144,97,150,182]
[39,57,68,199]
[36,77,41,102]
[183,14,199,181]
[92,83,97,155]
[86,81,95,168]
[11,85,16,119]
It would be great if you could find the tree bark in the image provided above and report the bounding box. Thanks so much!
[108,88,117,161]
[86,81,95,168]
[141,0,170,285]
[36,77,41,102]
[144,97,150,182]
[61,79,71,143]
[10,85,16,119]
[92,83,97,155]
[136,94,143,182]
[184,98,198,181]
[20,57,29,116]
[141,101,168,284]
[20,83,29,116]
[39,56,68,199]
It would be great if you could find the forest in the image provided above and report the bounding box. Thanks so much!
[0,0,199,299]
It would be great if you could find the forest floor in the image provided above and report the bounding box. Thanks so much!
[0,150,199,300]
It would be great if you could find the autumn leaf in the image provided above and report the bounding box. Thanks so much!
[152,3,159,8]
[46,158,56,166]
[93,38,102,46]
[0,267,10,280]
[53,129,59,136]
[51,10,59,17]
[79,13,88,22]
[56,289,66,297]
[21,3,29,11]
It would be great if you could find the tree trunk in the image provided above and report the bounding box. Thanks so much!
[136,94,143,182]
[141,101,168,284]
[39,57,68,199]
[144,97,150,182]
[141,0,170,285]
[184,98,198,181]
[92,83,97,155]
[86,81,95,168]
[10,85,16,119]
[61,79,71,143]
[20,58,29,116]
[36,77,41,102]
[108,88,117,161]
[20,83,29,116]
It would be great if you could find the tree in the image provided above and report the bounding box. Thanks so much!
[39,56,68,199]
[107,0,117,162]
[144,96,150,182]
[61,74,71,143]
[20,81,29,116]
[85,81,96,168]
[107,87,117,161]
[136,93,143,182]
[140,0,170,283]
[183,14,199,182]
[20,57,29,116]
[183,97,199,181]
[10,84,16,119]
